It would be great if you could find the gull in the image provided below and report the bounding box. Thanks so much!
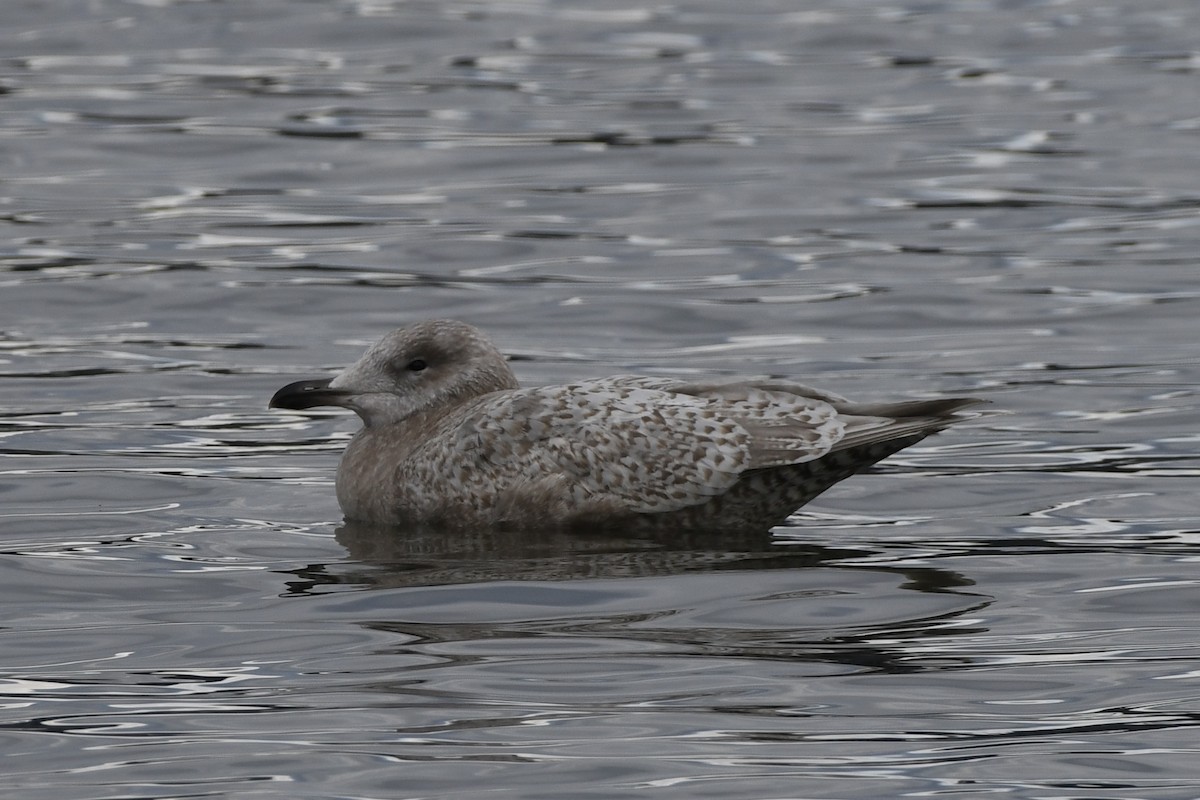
[270,320,981,532]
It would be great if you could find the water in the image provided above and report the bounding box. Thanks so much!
[3,0,1200,797]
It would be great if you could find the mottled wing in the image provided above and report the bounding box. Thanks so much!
[457,380,758,513]
[674,381,981,465]
[669,381,848,469]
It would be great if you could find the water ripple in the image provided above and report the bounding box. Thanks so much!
[4,0,1200,796]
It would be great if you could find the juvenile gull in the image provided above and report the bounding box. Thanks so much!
[270,320,982,532]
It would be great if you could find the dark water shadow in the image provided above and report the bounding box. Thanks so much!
[274,521,992,675]
[282,519,980,597]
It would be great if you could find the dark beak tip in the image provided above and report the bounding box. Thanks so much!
[269,378,337,410]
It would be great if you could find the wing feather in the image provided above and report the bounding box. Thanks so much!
[460,380,754,513]
[456,378,981,515]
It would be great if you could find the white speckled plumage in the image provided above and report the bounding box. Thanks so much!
[270,320,982,532]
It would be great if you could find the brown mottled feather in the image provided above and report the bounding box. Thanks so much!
[269,320,984,532]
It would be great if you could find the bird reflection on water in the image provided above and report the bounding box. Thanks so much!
[278,520,988,673]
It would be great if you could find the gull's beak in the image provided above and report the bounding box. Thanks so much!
[269,378,351,410]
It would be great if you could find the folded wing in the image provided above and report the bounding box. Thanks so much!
[454,376,980,515]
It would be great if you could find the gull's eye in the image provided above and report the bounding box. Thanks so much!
[405,358,428,372]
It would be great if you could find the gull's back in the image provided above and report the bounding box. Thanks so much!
[335,372,981,532]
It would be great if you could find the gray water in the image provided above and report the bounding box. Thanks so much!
[3,1,1200,798]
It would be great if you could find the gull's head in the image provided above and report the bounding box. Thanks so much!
[269,320,520,427]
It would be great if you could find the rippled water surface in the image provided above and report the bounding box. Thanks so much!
[3,1,1200,798]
